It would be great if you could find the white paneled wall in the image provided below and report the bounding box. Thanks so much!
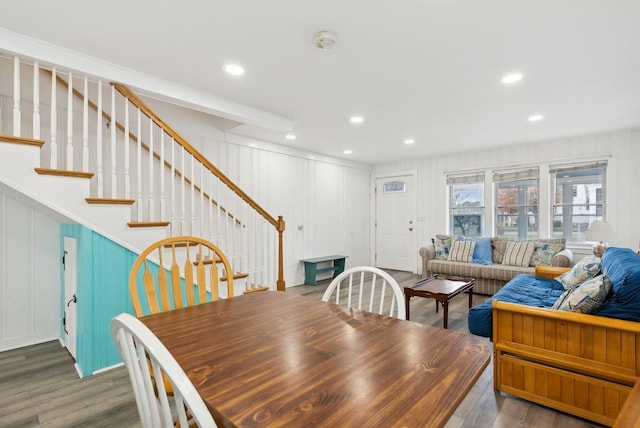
[373,129,640,253]
[0,184,62,351]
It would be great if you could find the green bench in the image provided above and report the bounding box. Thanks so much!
[300,255,348,285]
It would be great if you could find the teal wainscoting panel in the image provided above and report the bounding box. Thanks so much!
[61,224,137,376]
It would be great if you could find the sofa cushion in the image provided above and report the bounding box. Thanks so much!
[448,240,475,262]
[468,274,566,337]
[594,247,640,321]
[530,243,565,267]
[491,238,514,264]
[555,255,601,289]
[462,236,493,265]
[502,241,535,267]
[433,234,458,260]
[552,274,612,314]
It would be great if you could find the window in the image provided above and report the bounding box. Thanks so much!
[550,161,607,242]
[448,172,484,237]
[494,168,539,239]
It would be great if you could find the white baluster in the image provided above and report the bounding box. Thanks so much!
[13,57,21,137]
[199,163,204,238]
[190,155,195,235]
[96,80,103,197]
[136,108,142,221]
[170,137,176,235]
[50,67,57,168]
[82,76,89,172]
[66,71,73,170]
[159,132,165,222]
[110,86,117,197]
[181,148,186,234]
[32,61,40,139]
[209,173,214,246]
[124,99,130,199]
[148,117,154,222]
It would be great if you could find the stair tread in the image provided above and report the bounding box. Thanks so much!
[0,134,45,147]
[35,168,94,178]
[85,198,135,205]
[127,221,170,228]
[221,272,250,281]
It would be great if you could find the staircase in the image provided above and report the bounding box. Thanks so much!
[0,54,285,293]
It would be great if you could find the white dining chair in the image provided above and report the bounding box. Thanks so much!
[111,313,217,428]
[321,266,406,320]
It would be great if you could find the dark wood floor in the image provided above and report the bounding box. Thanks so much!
[0,270,604,427]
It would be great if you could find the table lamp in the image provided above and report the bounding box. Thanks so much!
[587,221,612,257]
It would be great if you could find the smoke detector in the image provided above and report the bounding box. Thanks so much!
[314,31,337,50]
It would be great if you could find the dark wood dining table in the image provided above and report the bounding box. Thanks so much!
[140,291,491,428]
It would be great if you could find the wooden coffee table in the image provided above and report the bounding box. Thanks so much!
[404,275,475,328]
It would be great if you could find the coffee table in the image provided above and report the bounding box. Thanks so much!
[404,274,475,328]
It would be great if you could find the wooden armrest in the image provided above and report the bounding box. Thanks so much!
[535,265,570,279]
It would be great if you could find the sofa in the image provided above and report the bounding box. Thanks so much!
[469,247,640,426]
[419,235,573,295]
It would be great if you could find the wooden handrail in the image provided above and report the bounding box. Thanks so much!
[111,83,279,228]
[111,83,286,290]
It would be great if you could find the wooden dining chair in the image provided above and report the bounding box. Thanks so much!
[111,313,217,428]
[129,236,234,317]
[321,266,406,320]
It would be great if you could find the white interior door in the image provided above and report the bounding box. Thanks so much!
[375,173,417,272]
[63,237,77,360]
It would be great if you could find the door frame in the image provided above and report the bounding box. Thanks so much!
[370,169,419,273]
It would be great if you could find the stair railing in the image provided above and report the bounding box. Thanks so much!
[0,53,285,291]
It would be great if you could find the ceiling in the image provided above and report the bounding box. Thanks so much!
[2,0,640,165]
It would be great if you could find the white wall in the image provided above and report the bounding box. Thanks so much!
[0,183,63,351]
[373,129,640,253]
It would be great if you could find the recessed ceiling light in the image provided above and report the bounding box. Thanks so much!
[350,116,363,124]
[285,133,296,140]
[224,64,245,76]
[528,114,544,122]
[404,138,415,145]
[501,73,523,84]
[343,149,353,155]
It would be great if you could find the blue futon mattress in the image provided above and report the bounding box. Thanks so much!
[468,274,565,337]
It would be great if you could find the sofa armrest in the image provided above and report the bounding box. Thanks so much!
[419,245,435,279]
[535,265,570,279]
[552,248,573,267]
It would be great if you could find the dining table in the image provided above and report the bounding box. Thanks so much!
[140,290,491,427]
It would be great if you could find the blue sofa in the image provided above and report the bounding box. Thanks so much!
[468,246,640,338]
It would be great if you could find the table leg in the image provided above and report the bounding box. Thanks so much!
[468,288,473,308]
[442,301,449,329]
[435,300,439,313]
[405,295,411,320]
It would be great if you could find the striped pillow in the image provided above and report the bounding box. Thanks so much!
[447,240,476,263]
[502,241,535,267]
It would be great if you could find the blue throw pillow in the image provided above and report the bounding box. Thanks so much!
[462,236,493,265]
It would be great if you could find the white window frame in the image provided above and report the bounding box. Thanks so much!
[493,168,539,240]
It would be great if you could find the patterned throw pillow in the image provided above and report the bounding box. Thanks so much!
[447,240,476,263]
[501,241,535,267]
[555,255,602,289]
[433,234,458,260]
[530,243,565,267]
[552,274,612,314]
[491,238,514,264]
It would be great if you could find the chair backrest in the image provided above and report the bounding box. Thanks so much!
[321,266,406,320]
[111,313,217,428]
[129,236,234,317]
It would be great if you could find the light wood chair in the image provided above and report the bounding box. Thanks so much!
[321,266,406,320]
[129,236,234,317]
[111,313,217,428]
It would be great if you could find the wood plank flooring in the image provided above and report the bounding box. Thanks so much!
[0,270,604,427]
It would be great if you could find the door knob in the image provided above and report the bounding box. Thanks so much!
[409,227,413,231]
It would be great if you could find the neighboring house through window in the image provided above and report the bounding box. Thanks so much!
[494,168,539,240]
[550,161,607,243]
[448,172,484,237]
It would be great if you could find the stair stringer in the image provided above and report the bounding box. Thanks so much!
[0,142,168,255]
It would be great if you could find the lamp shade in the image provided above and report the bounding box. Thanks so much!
[587,221,613,243]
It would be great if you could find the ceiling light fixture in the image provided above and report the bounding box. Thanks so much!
[350,116,363,124]
[528,114,544,122]
[501,73,523,84]
[224,64,245,76]
[404,138,415,145]
[314,31,337,50]
[285,133,296,140]
[343,149,353,155]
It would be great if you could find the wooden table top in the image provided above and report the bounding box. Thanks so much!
[141,291,490,428]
